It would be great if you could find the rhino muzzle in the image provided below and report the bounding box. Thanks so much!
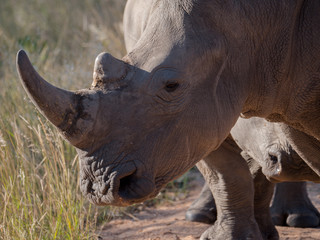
[79,159,157,206]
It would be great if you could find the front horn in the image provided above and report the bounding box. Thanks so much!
[16,50,98,147]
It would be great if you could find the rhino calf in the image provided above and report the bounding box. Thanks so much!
[186,117,320,237]
[192,117,320,239]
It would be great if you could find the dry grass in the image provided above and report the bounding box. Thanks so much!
[0,1,126,239]
[0,1,192,239]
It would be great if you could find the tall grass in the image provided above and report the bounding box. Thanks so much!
[0,0,126,239]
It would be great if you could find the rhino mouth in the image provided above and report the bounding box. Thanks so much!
[81,161,156,206]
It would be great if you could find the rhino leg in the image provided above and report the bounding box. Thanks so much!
[251,167,278,240]
[270,182,320,227]
[196,141,263,240]
[185,183,217,224]
[185,178,278,239]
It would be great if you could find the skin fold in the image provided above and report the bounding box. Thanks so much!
[16,1,320,239]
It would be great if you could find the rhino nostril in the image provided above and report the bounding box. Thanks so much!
[119,172,135,194]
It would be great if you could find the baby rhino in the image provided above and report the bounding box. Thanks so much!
[188,117,320,239]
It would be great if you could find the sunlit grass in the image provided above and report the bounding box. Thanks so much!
[0,0,126,239]
[0,47,110,240]
[1,116,94,239]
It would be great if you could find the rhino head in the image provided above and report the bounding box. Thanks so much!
[231,117,320,183]
[16,3,246,206]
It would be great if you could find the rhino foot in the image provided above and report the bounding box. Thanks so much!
[200,220,263,240]
[271,182,320,228]
[254,212,279,240]
[185,208,216,224]
[185,183,217,224]
[261,230,279,240]
[272,212,320,228]
[286,213,320,228]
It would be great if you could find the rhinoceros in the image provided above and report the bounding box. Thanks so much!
[124,3,320,237]
[16,0,320,239]
[186,117,320,239]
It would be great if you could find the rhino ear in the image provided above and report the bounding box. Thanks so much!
[16,50,98,147]
[92,52,128,90]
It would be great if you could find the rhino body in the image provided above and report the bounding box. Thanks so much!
[124,3,320,237]
[17,0,320,239]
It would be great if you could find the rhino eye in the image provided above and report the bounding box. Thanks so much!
[268,154,278,163]
[164,82,179,92]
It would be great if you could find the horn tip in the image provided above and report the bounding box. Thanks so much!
[16,49,28,65]
[16,49,32,75]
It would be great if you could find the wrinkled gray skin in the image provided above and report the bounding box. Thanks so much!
[16,0,320,239]
[186,118,320,236]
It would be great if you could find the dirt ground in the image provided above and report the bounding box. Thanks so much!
[99,180,320,240]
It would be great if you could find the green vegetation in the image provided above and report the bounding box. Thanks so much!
[0,1,192,239]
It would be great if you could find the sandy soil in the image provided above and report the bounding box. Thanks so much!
[99,181,320,240]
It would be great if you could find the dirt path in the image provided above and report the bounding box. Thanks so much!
[99,182,320,240]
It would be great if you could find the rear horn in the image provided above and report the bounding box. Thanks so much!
[92,52,128,89]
